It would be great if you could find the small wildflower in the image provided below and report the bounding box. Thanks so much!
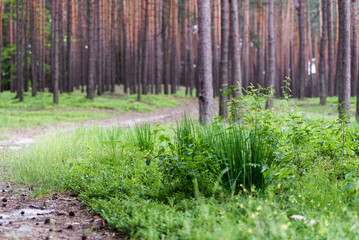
[256,206,262,211]
[248,229,253,234]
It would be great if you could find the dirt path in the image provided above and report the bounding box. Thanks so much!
[0,99,199,150]
[0,100,199,240]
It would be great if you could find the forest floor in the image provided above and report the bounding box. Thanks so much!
[0,99,199,240]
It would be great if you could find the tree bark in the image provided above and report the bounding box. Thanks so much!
[327,0,334,97]
[266,0,275,109]
[198,0,214,125]
[338,0,351,119]
[295,0,306,99]
[53,0,59,104]
[351,0,357,97]
[319,0,327,105]
[87,0,95,99]
[219,0,229,117]
[229,0,242,98]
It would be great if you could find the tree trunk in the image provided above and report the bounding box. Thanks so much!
[229,0,242,98]
[351,0,357,97]
[162,0,169,94]
[327,0,334,96]
[319,0,327,105]
[295,0,306,99]
[67,0,74,92]
[170,0,178,94]
[16,0,23,101]
[266,0,275,109]
[31,0,37,96]
[338,0,351,119]
[219,0,229,117]
[87,0,95,99]
[198,0,214,125]
[53,0,59,104]
[155,0,162,94]
[0,0,4,92]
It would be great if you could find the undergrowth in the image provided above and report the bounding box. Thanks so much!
[3,87,359,239]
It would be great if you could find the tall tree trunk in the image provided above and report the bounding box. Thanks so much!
[198,0,214,125]
[67,0,74,92]
[351,0,357,97]
[170,0,178,94]
[266,0,275,109]
[155,0,162,94]
[327,0,334,96]
[295,0,306,99]
[319,0,327,105]
[16,0,23,101]
[338,0,351,119]
[31,0,37,96]
[23,0,29,92]
[141,0,149,95]
[229,0,242,98]
[219,0,229,117]
[241,0,249,90]
[53,0,59,104]
[162,0,169,94]
[0,0,3,92]
[87,0,95,99]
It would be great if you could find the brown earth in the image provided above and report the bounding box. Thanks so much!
[0,100,199,240]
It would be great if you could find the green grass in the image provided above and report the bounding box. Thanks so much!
[0,135,9,140]
[0,89,188,131]
[4,94,359,239]
[289,96,357,121]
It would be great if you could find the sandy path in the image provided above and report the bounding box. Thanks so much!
[0,100,199,240]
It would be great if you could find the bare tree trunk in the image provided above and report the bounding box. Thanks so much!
[87,0,95,99]
[219,0,229,117]
[0,0,4,92]
[351,0,357,97]
[141,0,149,95]
[31,0,37,96]
[16,0,24,101]
[170,0,178,94]
[67,0,74,92]
[53,0,59,104]
[155,0,162,94]
[295,0,306,99]
[327,0,334,96]
[229,0,242,98]
[338,0,351,119]
[198,0,214,125]
[319,0,327,105]
[266,0,275,109]
[241,0,249,90]
[162,0,169,94]
[23,0,29,92]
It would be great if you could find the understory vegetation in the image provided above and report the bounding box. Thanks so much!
[3,91,359,239]
[0,89,185,131]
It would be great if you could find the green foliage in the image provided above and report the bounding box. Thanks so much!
[5,87,359,239]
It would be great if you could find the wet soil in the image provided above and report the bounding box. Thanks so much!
[0,100,199,239]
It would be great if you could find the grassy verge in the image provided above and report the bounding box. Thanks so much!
[0,89,188,132]
[3,95,359,239]
[289,96,357,121]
